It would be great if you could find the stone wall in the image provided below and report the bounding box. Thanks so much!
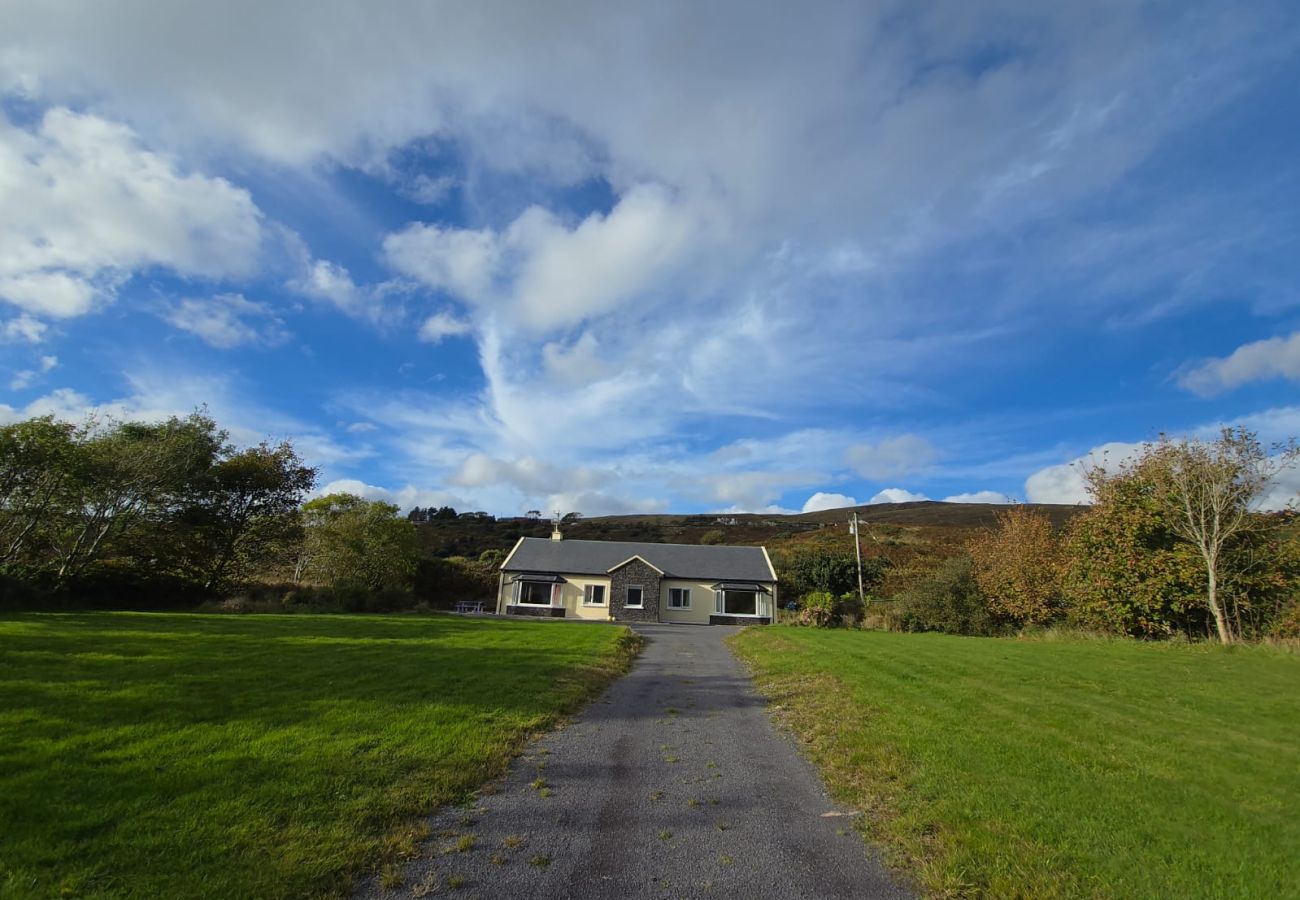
[609,558,662,623]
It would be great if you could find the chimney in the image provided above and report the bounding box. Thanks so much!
[551,511,563,541]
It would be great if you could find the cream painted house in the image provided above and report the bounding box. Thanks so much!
[497,534,778,625]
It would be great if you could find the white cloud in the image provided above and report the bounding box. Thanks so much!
[317,478,467,513]
[0,387,93,424]
[1024,409,1300,510]
[345,421,378,434]
[8,354,59,391]
[868,488,930,504]
[1179,331,1300,396]
[1023,441,1147,504]
[165,294,287,349]
[418,311,472,344]
[0,107,262,320]
[1,315,48,344]
[290,259,364,312]
[404,173,455,205]
[845,435,938,480]
[541,332,612,386]
[386,184,704,332]
[0,368,366,485]
[801,491,858,513]
[942,490,1013,504]
[383,225,501,304]
[450,453,608,495]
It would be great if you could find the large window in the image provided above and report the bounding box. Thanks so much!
[722,590,757,616]
[517,581,553,606]
[668,588,691,609]
[625,585,644,608]
[583,584,607,606]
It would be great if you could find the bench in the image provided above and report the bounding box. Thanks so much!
[454,600,486,614]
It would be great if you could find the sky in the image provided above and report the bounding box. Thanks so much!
[2,0,1299,516]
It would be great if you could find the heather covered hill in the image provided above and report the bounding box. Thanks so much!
[412,501,1088,598]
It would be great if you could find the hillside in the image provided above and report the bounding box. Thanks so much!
[414,501,1087,598]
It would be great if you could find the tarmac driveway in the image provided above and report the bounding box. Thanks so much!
[357,623,910,899]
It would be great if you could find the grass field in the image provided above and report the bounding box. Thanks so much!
[0,612,638,899]
[731,628,1300,898]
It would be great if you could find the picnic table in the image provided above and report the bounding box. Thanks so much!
[454,600,487,614]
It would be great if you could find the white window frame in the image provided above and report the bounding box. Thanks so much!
[625,584,644,608]
[515,580,556,607]
[667,587,691,609]
[716,589,765,617]
[583,584,607,606]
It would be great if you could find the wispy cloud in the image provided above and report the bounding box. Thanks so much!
[1178,331,1300,396]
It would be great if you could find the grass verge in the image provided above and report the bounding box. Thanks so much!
[0,612,640,899]
[730,628,1300,898]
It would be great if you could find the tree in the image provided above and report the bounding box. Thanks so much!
[299,493,419,592]
[178,442,317,591]
[776,546,888,600]
[525,510,542,520]
[48,414,224,582]
[968,506,1065,626]
[1145,428,1299,643]
[1064,457,1205,638]
[0,417,80,569]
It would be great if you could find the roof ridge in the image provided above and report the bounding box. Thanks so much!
[520,536,759,550]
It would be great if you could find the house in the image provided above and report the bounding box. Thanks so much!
[496,532,778,625]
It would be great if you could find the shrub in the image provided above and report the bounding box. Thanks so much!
[796,591,837,627]
[896,555,999,636]
[699,529,727,545]
[1270,599,1300,640]
[968,507,1065,626]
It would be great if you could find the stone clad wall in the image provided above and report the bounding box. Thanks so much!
[609,558,661,623]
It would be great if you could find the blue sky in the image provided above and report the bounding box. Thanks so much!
[2,1,1299,515]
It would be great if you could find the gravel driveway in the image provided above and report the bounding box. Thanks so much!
[356,623,910,899]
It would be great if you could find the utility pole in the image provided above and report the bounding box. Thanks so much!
[851,511,865,606]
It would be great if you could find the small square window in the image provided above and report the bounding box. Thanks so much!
[584,584,606,606]
[668,588,691,609]
[625,585,644,608]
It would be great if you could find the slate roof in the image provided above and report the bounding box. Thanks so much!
[502,538,776,582]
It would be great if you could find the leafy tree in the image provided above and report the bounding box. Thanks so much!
[1064,456,1210,637]
[177,442,317,590]
[432,506,458,520]
[0,417,80,569]
[1065,432,1299,640]
[299,493,419,592]
[48,414,225,583]
[777,546,887,600]
[1144,428,1299,642]
[968,506,1065,626]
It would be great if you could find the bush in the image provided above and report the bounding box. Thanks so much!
[699,529,727,545]
[1270,600,1300,640]
[795,591,837,627]
[896,555,999,636]
[968,507,1065,626]
[791,590,866,628]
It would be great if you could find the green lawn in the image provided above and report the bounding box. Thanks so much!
[731,628,1300,898]
[0,612,637,899]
